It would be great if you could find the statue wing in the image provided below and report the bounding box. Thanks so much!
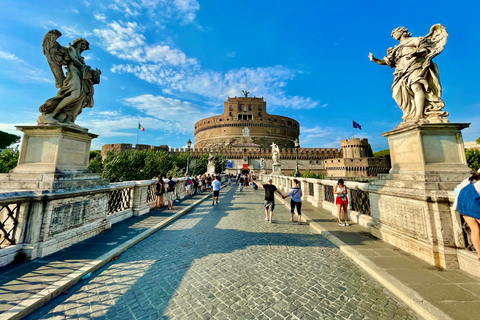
[420,24,448,70]
[42,29,68,88]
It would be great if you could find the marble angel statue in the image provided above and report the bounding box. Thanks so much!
[38,29,101,126]
[368,24,449,124]
[271,143,280,165]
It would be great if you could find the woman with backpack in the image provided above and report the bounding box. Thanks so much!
[456,172,480,260]
[284,179,303,225]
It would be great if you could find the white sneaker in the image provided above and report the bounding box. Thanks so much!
[339,222,345,226]
[344,222,349,226]
[265,218,268,221]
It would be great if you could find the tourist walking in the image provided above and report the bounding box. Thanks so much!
[284,179,303,225]
[259,178,285,223]
[166,176,176,210]
[185,173,191,197]
[456,172,480,260]
[335,179,349,226]
[206,174,212,192]
[155,175,165,209]
[212,176,222,205]
[239,174,244,192]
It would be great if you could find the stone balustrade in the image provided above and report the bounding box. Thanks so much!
[260,174,479,277]
[0,177,189,267]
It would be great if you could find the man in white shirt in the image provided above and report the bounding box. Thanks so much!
[212,175,222,205]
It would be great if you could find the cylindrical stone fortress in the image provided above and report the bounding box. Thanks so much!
[194,96,299,149]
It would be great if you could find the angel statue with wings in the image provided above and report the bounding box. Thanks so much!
[38,29,101,127]
[369,24,449,124]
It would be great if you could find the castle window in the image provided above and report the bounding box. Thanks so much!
[248,105,252,110]
[258,112,261,116]
[229,112,232,116]
[229,105,232,110]
[258,105,261,110]
[239,105,242,110]
[287,121,292,125]
[219,119,222,121]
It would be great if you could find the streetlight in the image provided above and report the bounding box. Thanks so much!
[294,138,300,177]
[186,138,192,174]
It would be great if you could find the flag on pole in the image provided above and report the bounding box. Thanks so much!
[352,121,362,130]
[138,123,145,132]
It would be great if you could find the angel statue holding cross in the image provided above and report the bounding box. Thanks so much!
[37,29,101,127]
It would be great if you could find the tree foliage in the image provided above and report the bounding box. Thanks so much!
[290,169,324,179]
[466,149,480,172]
[88,154,103,173]
[373,149,390,157]
[0,148,19,173]
[191,153,208,176]
[476,137,480,144]
[0,131,20,149]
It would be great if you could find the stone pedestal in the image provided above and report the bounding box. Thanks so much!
[271,163,283,175]
[0,125,108,192]
[0,125,110,260]
[207,164,215,174]
[366,123,471,269]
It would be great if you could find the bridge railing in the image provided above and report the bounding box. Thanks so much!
[264,175,374,229]
[0,176,192,267]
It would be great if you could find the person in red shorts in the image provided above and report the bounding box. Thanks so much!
[334,179,349,226]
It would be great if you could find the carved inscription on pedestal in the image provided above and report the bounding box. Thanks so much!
[374,196,429,240]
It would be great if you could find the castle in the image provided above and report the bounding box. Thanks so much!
[101,95,390,177]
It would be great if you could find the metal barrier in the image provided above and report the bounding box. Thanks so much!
[0,203,20,246]
[324,185,334,203]
[350,189,371,215]
[108,187,132,215]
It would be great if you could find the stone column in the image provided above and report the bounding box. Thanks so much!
[131,181,153,216]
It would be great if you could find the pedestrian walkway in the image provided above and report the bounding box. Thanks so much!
[0,191,213,320]
[23,184,417,320]
[274,191,480,320]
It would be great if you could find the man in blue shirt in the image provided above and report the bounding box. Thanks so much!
[212,176,222,205]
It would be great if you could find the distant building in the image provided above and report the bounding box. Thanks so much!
[194,96,299,150]
[465,140,480,151]
[324,138,390,178]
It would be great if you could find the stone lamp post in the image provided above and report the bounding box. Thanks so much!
[295,138,301,177]
[186,139,192,174]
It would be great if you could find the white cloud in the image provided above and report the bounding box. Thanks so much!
[0,50,24,63]
[112,64,319,110]
[94,21,197,67]
[94,13,107,22]
[72,9,80,14]
[227,52,236,58]
[123,94,215,134]
[0,49,50,83]
[100,0,200,24]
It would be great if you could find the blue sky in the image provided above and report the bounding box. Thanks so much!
[0,0,479,152]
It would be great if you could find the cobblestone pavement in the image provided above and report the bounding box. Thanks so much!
[25,185,418,320]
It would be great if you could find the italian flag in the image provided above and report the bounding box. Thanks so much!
[138,123,145,132]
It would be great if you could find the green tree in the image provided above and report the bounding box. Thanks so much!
[88,154,103,173]
[191,153,208,175]
[165,164,184,178]
[0,130,20,149]
[174,151,189,174]
[373,149,390,157]
[0,148,19,173]
[466,149,480,172]
[89,150,101,160]
[476,137,480,144]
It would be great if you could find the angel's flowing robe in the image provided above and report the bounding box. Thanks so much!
[384,37,445,121]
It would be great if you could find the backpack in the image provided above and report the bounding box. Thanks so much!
[458,182,480,217]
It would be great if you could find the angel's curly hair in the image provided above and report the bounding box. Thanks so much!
[391,27,412,37]
[72,38,90,50]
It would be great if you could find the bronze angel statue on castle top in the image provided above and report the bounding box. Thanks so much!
[369,24,449,125]
[38,29,101,127]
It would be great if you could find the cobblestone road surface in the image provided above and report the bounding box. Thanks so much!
[26,185,417,320]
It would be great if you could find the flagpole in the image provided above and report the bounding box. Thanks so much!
[352,121,354,139]
[136,121,139,146]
